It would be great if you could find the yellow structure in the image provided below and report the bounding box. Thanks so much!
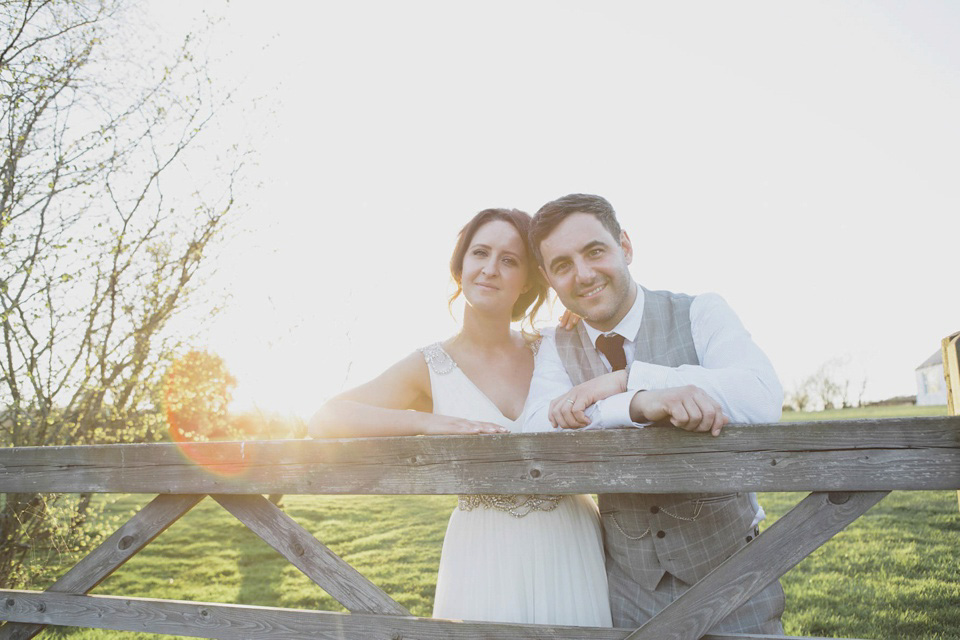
[942,331,960,510]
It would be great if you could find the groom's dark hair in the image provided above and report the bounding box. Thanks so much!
[530,194,621,267]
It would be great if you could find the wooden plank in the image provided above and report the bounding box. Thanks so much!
[2,444,952,495]
[0,418,957,495]
[625,491,889,640]
[705,636,862,640]
[0,589,626,639]
[212,495,409,616]
[0,494,203,640]
[0,590,848,640]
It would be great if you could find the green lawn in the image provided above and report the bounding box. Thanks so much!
[23,405,960,639]
[781,403,949,421]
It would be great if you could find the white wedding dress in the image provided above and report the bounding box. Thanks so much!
[421,343,612,627]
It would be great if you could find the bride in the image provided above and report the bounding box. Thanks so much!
[309,207,612,627]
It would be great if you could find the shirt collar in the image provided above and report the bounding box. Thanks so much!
[582,283,644,345]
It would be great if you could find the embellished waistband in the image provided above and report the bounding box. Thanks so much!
[457,494,564,518]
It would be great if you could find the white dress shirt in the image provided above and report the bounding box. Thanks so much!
[523,284,783,528]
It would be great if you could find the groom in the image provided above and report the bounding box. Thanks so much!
[524,193,785,633]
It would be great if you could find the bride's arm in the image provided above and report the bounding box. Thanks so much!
[308,351,507,438]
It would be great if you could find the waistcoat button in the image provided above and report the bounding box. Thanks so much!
[650,506,659,514]
[656,530,666,538]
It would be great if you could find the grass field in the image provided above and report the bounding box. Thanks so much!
[22,405,960,639]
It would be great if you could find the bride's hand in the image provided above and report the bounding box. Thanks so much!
[549,371,628,429]
[424,415,508,436]
[558,308,582,331]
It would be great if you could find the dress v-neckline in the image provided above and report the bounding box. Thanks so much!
[436,344,526,423]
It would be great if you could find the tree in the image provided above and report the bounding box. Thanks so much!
[787,357,870,412]
[1,0,248,587]
[786,377,815,412]
[811,364,844,410]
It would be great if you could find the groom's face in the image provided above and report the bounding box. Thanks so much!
[537,212,635,332]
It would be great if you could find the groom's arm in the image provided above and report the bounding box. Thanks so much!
[546,294,780,432]
[625,293,783,425]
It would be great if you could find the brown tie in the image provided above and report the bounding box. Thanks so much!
[595,333,627,371]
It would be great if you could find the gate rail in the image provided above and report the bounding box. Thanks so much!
[1,416,958,640]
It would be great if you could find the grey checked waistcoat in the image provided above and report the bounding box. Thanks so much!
[555,287,757,590]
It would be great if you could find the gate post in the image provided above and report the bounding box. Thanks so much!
[942,331,960,510]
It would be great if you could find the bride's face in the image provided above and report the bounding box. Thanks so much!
[460,219,531,315]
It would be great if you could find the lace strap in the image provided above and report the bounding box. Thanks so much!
[528,336,542,357]
[418,342,456,375]
[421,338,538,372]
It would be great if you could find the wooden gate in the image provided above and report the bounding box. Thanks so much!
[1,416,958,639]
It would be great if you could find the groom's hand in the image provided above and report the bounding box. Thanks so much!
[630,386,729,436]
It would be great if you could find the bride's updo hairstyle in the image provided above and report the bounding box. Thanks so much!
[449,208,548,327]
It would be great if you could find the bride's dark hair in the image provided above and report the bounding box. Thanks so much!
[448,208,548,328]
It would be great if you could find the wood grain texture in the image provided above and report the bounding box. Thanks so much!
[212,495,408,616]
[0,494,203,640]
[624,491,890,640]
[0,418,957,495]
[0,590,844,640]
[0,589,627,639]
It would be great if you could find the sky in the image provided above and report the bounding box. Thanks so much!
[150,1,958,418]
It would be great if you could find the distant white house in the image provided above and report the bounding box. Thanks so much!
[916,350,948,406]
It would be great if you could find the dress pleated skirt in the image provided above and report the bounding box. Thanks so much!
[432,493,612,627]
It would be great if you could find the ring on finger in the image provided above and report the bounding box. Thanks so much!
[566,399,575,404]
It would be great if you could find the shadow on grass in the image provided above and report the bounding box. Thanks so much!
[236,543,287,608]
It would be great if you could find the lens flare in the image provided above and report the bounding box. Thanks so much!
[163,351,246,476]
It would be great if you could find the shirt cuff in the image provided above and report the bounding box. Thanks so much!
[627,361,676,391]
[596,391,647,429]
[578,404,603,430]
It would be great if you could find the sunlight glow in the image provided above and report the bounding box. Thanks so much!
[150,1,959,416]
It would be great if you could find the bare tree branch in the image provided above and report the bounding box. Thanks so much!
[0,0,251,586]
